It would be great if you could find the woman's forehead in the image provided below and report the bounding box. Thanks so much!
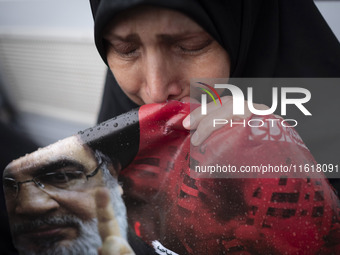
[104,6,204,37]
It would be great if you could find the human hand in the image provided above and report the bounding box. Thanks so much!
[95,188,135,255]
[182,96,268,146]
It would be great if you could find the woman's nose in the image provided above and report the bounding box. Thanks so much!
[14,182,59,216]
[143,50,183,104]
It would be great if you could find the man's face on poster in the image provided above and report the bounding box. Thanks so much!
[3,136,125,255]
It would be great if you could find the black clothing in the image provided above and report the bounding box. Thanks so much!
[90,0,340,119]
[127,228,158,255]
[97,70,138,123]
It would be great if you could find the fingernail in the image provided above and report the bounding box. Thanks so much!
[191,132,199,146]
[183,116,190,129]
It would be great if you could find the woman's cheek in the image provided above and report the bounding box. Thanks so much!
[108,59,144,104]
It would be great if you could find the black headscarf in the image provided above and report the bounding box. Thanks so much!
[90,0,340,121]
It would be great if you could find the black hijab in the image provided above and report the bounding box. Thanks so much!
[90,0,340,122]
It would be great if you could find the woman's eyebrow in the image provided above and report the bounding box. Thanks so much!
[105,31,206,43]
[157,32,209,43]
[105,33,141,43]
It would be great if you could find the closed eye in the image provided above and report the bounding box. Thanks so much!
[105,36,141,59]
[175,38,213,55]
[110,43,139,57]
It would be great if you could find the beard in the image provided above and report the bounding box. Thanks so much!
[13,215,101,255]
[12,164,128,255]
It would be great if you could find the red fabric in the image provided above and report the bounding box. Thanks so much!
[120,101,340,254]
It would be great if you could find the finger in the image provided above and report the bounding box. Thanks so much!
[95,187,122,241]
[102,236,135,255]
[185,97,270,130]
[183,96,233,130]
[190,105,233,146]
[190,102,269,146]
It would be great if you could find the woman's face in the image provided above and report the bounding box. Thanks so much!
[104,6,230,105]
